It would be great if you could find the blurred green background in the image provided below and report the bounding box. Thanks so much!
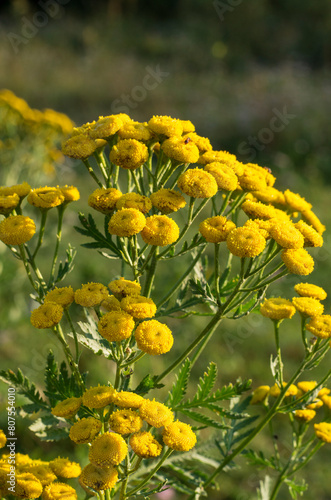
[0,0,331,498]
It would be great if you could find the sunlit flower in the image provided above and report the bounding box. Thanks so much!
[74,282,109,307]
[0,193,20,214]
[0,182,31,199]
[79,463,118,491]
[89,115,123,139]
[49,457,81,478]
[109,277,141,298]
[44,287,74,308]
[269,220,304,249]
[0,215,36,245]
[306,315,331,339]
[139,399,174,428]
[15,473,43,499]
[314,422,331,443]
[148,115,183,137]
[162,421,197,451]
[69,417,102,444]
[182,132,212,153]
[135,319,174,355]
[294,283,327,301]
[260,298,296,320]
[204,162,238,191]
[121,295,157,319]
[242,200,289,221]
[108,409,143,435]
[109,139,149,170]
[113,391,144,409]
[130,431,162,458]
[0,430,6,448]
[292,297,324,317]
[199,216,236,243]
[88,187,122,214]
[198,150,237,167]
[30,302,63,329]
[177,168,218,198]
[284,189,312,212]
[98,310,135,342]
[118,120,153,141]
[281,248,314,275]
[301,209,326,235]
[294,409,316,422]
[27,187,65,209]
[100,295,122,312]
[269,383,298,398]
[250,385,270,404]
[141,215,179,246]
[150,188,186,213]
[116,192,152,213]
[161,136,200,163]
[226,226,266,257]
[89,432,128,467]
[108,208,146,237]
[82,386,116,409]
[58,185,80,202]
[295,220,323,247]
[51,397,82,419]
[42,482,77,500]
[252,186,285,205]
[62,133,98,159]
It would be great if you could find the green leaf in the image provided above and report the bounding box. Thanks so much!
[29,415,69,441]
[135,374,165,395]
[285,478,308,499]
[196,362,217,401]
[168,359,191,408]
[242,449,277,470]
[72,316,113,358]
[0,368,47,411]
[179,409,230,430]
[55,244,76,283]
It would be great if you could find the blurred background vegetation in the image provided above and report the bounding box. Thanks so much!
[0,0,331,498]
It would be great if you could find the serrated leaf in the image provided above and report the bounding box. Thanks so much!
[196,362,217,401]
[168,359,191,408]
[0,368,47,411]
[29,415,69,441]
[285,478,308,499]
[242,449,277,470]
[72,316,113,358]
[179,409,230,429]
[135,374,165,395]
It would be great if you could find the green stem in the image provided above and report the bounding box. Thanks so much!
[83,159,103,188]
[219,191,233,215]
[94,150,109,185]
[225,192,247,217]
[48,205,65,287]
[64,309,80,364]
[32,210,48,259]
[239,268,288,293]
[214,243,221,305]
[274,320,283,386]
[301,316,309,352]
[18,245,39,294]
[126,448,173,497]
[143,248,158,297]
[53,324,85,392]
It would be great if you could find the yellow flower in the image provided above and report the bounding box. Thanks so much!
[320,395,331,409]
[281,248,314,276]
[243,218,271,239]
[79,463,118,491]
[269,383,298,397]
[250,385,270,404]
[62,133,98,159]
[150,188,186,214]
[139,399,174,428]
[89,432,128,467]
[118,120,153,141]
[148,115,183,137]
[269,220,304,249]
[49,458,81,479]
[89,115,123,139]
[101,295,122,312]
[297,381,317,393]
[301,209,326,235]
[0,215,36,245]
[135,320,174,355]
[130,431,162,458]
[108,277,141,298]
[0,182,31,199]
[109,139,149,170]
[108,208,146,237]
[294,283,327,301]
[180,120,195,133]
[306,315,331,339]
[226,226,266,258]
[113,391,144,409]
[314,422,331,443]
[27,187,65,209]
[88,187,123,214]
[284,189,312,212]
[15,472,43,499]
[51,397,82,419]
[177,168,218,198]
[121,295,157,319]
[292,297,324,317]
[74,282,109,307]
[30,302,63,329]
[44,287,75,308]
[204,162,238,191]
[161,136,200,163]
[116,192,152,213]
[294,220,323,247]
[0,430,6,448]
[260,298,296,320]
[252,186,285,205]
[245,163,276,186]
[42,482,77,500]
[162,421,197,451]
[141,214,180,246]
[69,417,102,444]
[182,132,212,153]
[242,200,289,221]
[98,310,135,342]
[108,409,143,435]
[24,465,56,486]
[0,193,20,214]
[237,165,268,191]
[294,409,316,422]
[57,185,80,202]
[198,149,237,167]
[199,216,236,243]
[82,386,116,409]
[306,399,323,410]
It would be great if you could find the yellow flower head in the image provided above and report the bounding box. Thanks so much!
[139,399,174,428]
[89,115,123,139]
[292,297,324,318]
[62,133,97,159]
[252,186,285,205]
[0,193,20,214]
[297,381,317,393]
[250,385,270,404]
[294,283,327,301]
[74,282,109,307]
[98,310,135,342]
[108,208,146,237]
[108,409,143,435]
[121,295,157,319]
[182,132,212,153]
[116,192,152,213]
[57,185,80,202]
[162,421,197,451]
[51,397,82,419]
[284,189,312,212]
[88,187,123,214]
[113,391,144,409]
[130,431,162,458]
[141,214,179,246]
[260,298,296,320]
[226,226,266,258]
[321,395,331,409]
[79,463,118,492]
[242,200,289,221]
[0,215,36,245]
[161,136,200,163]
[269,220,304,249]
[30,302,63,329]
[177,168,218,198]
[69,417,102,444]
[15,472,43,499]
[243,218,271,239]
[294,409,316,422]
[301,209,326,235]
[109,139,149,170]
[27,187,65,209]
[306,315,331,339]
[238,165,268,191]
[180,120,195,133]
[204,162,238,191]
[44,287,75,308]
[22,464,56,486]
[199,216,236,243]
[269,383,298,398]
[0,182,31,199]
[89,432,128,467]
[0,430,6,448]
[118,120,153,141]
[198,150,237,167]
[101,295,122,312]
[82,385,116,409]
[135,320,174,355]
[294,220,323,247]
[150,188,187,214]
[109,277,141,298]
[42,482,77,500]
[49,458,81,478]
[314,422,331,443]
[281,248,314,276]
[148,115,183,137]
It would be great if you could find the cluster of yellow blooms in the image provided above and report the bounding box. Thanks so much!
[50,387,196,493]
